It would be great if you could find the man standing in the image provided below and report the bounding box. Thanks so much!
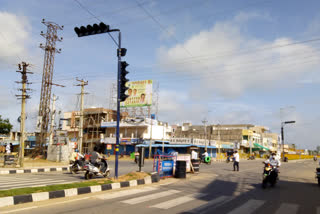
[191,149,198,160]
[5,143,11,154]
[233,150,240,171]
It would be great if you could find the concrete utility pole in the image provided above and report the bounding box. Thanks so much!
[202,119,208,151]
[249,134,252,156]
[76,78,88,154]
[148,118,153,159]
[217,124,221,160]
[49,95,57,145]
[16,62,32,167]
[162,123,165,154]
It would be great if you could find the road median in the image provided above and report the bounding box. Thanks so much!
[0,172,160,208]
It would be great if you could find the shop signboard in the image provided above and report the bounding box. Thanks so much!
[106,144,112,150]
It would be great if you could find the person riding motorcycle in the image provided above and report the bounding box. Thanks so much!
[264,152,281,173]
[89,147,106,173]
[70,149,83,163]
[201,150,208,162]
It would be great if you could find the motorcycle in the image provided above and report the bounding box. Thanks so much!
[316,168,320,186]
[314,157,318,161]
[84,158,110,180]
[262,163,278,188]
[69,157,86,174]
[248,155,255,160]
[201,156,212,165]
[226,156,233,163]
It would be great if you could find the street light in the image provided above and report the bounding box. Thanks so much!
[281,120,295,161]
[74,22,128,179]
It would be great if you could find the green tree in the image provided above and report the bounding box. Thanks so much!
[0,115,13,134]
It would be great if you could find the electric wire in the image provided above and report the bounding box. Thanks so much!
[31,42,320,83]
[74,0,119,46]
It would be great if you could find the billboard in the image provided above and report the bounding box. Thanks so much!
[120,80,153,107]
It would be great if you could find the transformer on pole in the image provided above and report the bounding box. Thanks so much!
[37,19,63,153]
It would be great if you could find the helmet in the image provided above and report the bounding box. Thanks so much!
[75,149,79,152]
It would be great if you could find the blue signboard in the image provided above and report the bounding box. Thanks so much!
[162,160,174,172]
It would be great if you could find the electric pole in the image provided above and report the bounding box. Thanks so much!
[49,95,57,145]
[37,19,63,154]
[148,118,153,159]
[202,119,208,151]
[16,62,32,167]
[76,78,88,154]
[217,124,221,160]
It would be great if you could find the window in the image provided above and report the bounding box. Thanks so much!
[67,119,71,126]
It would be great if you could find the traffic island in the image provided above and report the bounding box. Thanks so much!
[0,172,160,208]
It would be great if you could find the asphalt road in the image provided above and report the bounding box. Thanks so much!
[1,159,319,214]
[0,159,154,190]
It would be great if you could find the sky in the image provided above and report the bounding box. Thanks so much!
[0,0,320,150]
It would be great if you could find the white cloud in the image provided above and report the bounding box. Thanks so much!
[157,12,320,97]
[0,12,32,67]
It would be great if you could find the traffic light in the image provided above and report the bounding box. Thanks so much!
[117,48,127,57]
[120,61,129,102]
[74,22,110,37]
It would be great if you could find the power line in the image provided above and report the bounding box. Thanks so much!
[30,35,320,83]
[33,44,320,84]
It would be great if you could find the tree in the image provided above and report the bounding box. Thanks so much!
[0,115,13,134]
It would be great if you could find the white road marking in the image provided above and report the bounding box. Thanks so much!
[274,203,299,214]
[0,180,71,189]
[95,187,158,200]
[121,190,180,205]
[0,178,57,185]
[159,181,177,186]
[151,193,206,209]
[227,199,265,214]
[189,195,233,214]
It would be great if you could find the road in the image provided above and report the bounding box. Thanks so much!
[0,160,153,190]
[0,159,319,214]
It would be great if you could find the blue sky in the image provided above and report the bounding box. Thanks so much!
[1,0,320,149]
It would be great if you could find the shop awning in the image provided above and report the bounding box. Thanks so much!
[253,143,270,151]
[136,144,217,149]
[136,144,192,148]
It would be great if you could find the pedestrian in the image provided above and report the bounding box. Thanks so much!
[191,149,198,160]
[233,150,239,171]
[5,143,11,154]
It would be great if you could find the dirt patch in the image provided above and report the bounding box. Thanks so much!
[111,171,150,182]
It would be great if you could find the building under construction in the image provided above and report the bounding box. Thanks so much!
[62,108,128,153]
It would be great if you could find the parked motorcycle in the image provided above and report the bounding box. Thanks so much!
[248,155,255,160]
[262,163,278,188]
[69,157,86,174]
[84,158,110,180]
[316,168,320,186]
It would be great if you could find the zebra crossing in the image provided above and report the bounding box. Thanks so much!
[93,187,320,214]
[0,175,75,190]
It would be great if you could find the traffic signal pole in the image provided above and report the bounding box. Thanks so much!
[115,31,121,179]
[74,22,127,179]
